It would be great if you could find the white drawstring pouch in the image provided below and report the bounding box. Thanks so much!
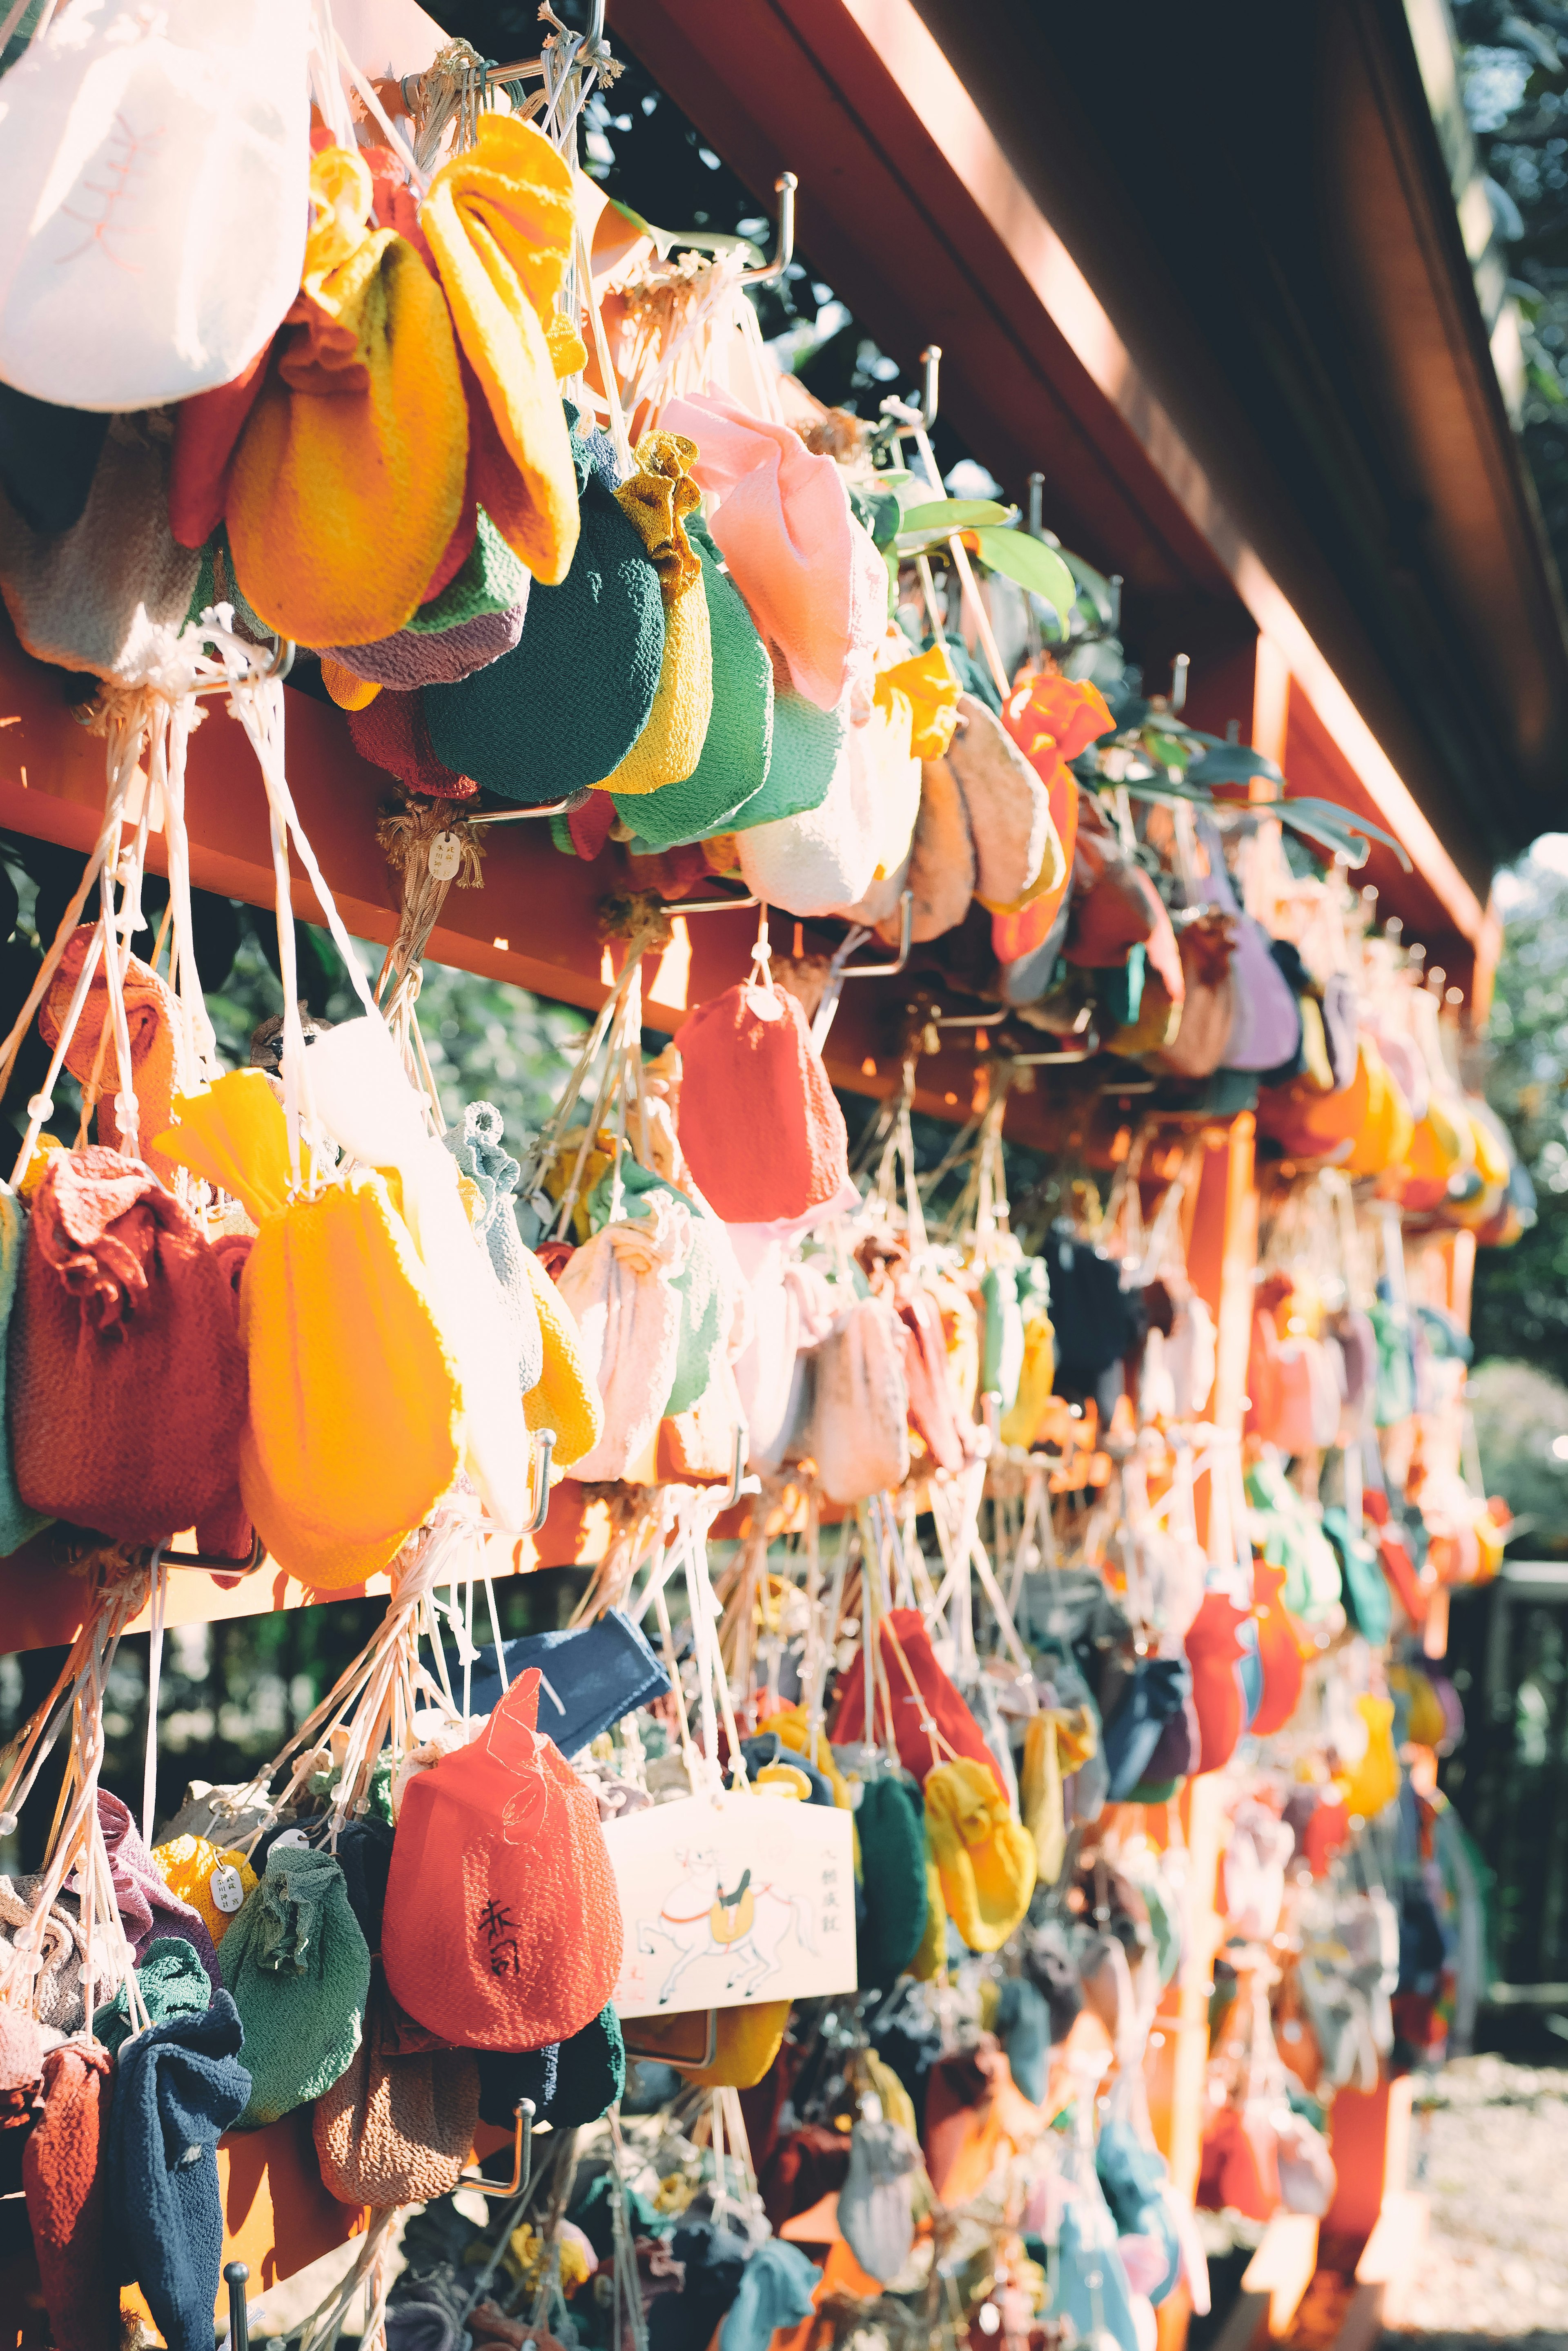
[0,0,310,411]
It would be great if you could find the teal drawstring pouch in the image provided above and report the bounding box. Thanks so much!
[855,1773,928,1987]
[424,412,664,802]
[93,1935,213,2055]
[1321,1504,1392,1646]
[613,520,773,851]
[218,1845,370,2127]
[730,680,844,833]
[0,1189,50,1559]
[980,1264,1025,1407]
[585,1155,725,1416]
[543,2003,626,2127]
[443,1101,545,1393]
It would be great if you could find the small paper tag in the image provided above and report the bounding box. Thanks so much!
[269,1828,310,1853]
[209,1862,245,1915]
[429,830,463,883]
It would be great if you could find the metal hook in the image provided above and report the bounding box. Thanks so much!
[721,1424,762,1511]
[741,172,798,286]
[1028,472,1045,538]
[459,2097,536,2196]
[468,791,593,825]
[224,2264,251,2351]
[157,1532,269,1576]
[527,1430,557,1534]
[1007,1042,1098,1065]
[917,346,940,430]
[1170,653,1190,715]
[660,888,760,915]
[835,890,913,980]
[191,635,295,699]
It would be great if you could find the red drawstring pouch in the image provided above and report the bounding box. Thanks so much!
[1197,2103,1280,2221]
[22,2043,117,2351]
[831,1607,1005,1798]
[382,1667,623,2050]
[196,1232,255,1564]
[675,979,849,1226]
[1184,1590,1249,1775]
[1250,1561,1304,1736]
[11,1148,249,1546]
[1376,1522,1428,1624]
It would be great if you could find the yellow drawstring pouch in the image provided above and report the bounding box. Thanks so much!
[155,1070,293,1226]
[321,658,382,711]
[419,114,582,585]
[602,431,713,795]
[1390,1666,1446,1750]
[519,1246,604,1470]
[1000,1305,1056,1448]
[909,1843,948,1981]
[880,644,961,760]
[924,1758,1037,1953]
[151,1836,257,1947]
[1343,1694,1400,1820]
[629,1999,792,2090]
[1346,1040,1414,1178]
[240,1173,462,1590]
[1020,1713,1065,1885]
[229,145,467,647]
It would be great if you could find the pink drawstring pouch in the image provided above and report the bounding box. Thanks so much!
[662,387,885,710]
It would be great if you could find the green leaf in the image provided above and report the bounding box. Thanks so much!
[898,497,1014,531]
[1057,548,1117,627]
[1141,727,1195,772]
[1104,773,1216,809]
[861,488,904,547]
[1184,742,1284,787]
[1276,797,1413,871]
[969,526,1077,616]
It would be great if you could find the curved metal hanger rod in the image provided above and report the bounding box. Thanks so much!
[190,636,294,699]
[836,889,914,981]
[741,173,798,286]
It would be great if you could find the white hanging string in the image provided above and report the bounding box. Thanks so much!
[140,1552,168,1850]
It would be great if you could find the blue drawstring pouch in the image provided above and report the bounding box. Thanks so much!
[1102,1657,1192,1801]
[467,1606,670,1751]
[104,1992,251,2351]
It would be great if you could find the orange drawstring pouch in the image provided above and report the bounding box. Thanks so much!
[382,1667,622,2049]
[40,930,181,1189]
[418,114,582,586]
[238,1172,462,1591]
[675,980,850,1225]
[228,144,467,647]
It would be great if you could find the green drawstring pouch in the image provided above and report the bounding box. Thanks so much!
[614,522,773,850]
[0,1189,50,1559]
[92,1935,212,2055]
[1368,1299,1415,1426]
[855,1773,929,1987]
[1321,1505,1392,1646]
[585,1155,725,1417]
[407,508,527,634]
[980,1265,1025,1408]
[218,1845,371,2127]
[1245,1454,1343,1622]
[1094,945,1145,1031]
[730,680,844,833]
[544,2003,626,2128]
[424,412,665,803]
